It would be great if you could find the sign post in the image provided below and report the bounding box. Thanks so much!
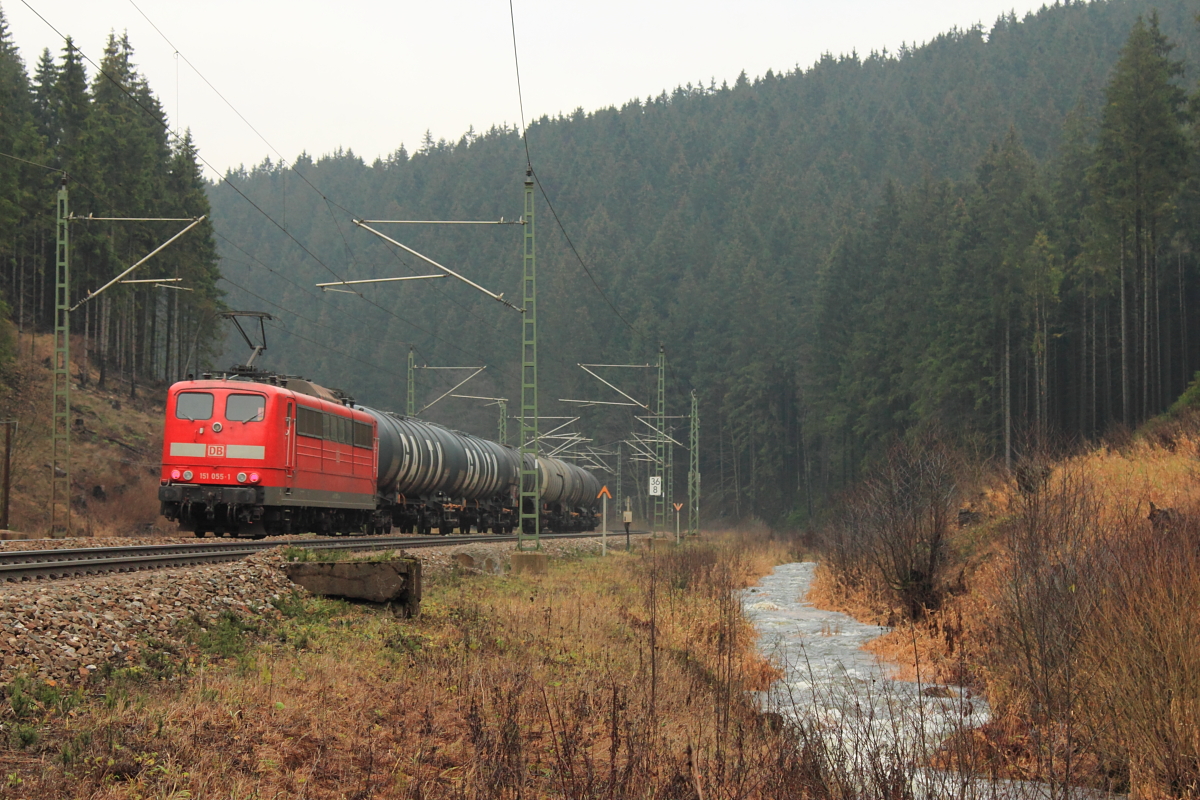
[673,502,683,544]
[0,421,13,532]
[625,496,632,551]
[649,476,662,536]
[598,485,612,556]
[602,495,607,555]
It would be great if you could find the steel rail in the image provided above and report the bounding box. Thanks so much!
[0,531,644,583]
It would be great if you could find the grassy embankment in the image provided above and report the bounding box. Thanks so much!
[0,533,883,799]
[0,332,169,537]
[809,418,1200,797]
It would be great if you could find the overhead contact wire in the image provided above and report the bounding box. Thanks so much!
[21,0,489,365]
[261,318,405,380]
[506,1,635,333]
[219,270,404,376]
[24,0,506,369]
[126,0,517,372]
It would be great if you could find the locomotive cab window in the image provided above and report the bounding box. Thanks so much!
[226,394,265,423]
[175,392,213,421]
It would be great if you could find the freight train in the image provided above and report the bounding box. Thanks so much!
[157,370,601,538]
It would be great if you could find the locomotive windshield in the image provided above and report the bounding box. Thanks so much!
[226,394,266,423]
[175,392,213,421]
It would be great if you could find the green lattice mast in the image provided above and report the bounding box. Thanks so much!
[666,421,674,532]
[688,389,699,537]
[654,344,665,535]
[518,169,540,549]
[50,178,70,536]
[407,346,416,416]
[497,399,507,446]
[615,440,622,516]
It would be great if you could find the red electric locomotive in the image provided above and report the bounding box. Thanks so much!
[159,375,380,537]
[159,370,602,538]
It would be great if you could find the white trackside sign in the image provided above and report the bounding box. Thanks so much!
[649,476,662,496]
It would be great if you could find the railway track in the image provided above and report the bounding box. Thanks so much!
[0,531,636,583]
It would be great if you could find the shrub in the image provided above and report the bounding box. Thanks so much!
[856,433,959,620]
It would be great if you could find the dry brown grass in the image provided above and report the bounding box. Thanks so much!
[0,533,838,799]
[811,427,1200,797]
[0,332,171,537]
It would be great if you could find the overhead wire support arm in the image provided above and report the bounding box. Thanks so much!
[635,416,686,448]
[521,417,580,448]
[317,274,445,291]
[559,398,641,407]
[418,367,487,414]
[577,364,650,409]
[70,215,207,311]
[358,219,524,225]
[623,438,658,461]
[352,220,523,313]
[450,394,510,445]
[69,215,199,222]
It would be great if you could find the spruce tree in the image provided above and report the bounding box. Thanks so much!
[1089,13,1189,422]
[31,48,56,149]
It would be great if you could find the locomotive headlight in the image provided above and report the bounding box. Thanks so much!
[237,472,248,483]
[248,472,260,483]
[170,469,182,481]
[182,470,194,481]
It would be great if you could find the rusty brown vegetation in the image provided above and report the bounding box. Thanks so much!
[811,418,1200,798]
[0,332,170,538]
[0,533,899,799]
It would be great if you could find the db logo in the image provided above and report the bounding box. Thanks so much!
[207,445,226,458]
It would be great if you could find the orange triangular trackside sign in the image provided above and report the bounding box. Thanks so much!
[597,486,612,500]
[673,503,683,512]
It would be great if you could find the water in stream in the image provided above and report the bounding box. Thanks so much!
[744,562,1081,799]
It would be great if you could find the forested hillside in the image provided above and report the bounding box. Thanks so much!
[211,0,1200,524]
[0,13,222,392]
[6,1,1199,527]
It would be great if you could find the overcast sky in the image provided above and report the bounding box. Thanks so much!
[5,1,1043,177]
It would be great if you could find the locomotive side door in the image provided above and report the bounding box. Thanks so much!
[284,400,296,490]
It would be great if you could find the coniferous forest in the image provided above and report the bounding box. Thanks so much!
[4,0,1200,525]
[0,19,222,393]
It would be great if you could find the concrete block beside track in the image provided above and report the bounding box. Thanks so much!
[284,558,422,617]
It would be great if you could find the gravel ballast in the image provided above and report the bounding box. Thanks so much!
[0,534,648,685]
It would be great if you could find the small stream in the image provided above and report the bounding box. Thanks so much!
[743,562,1080,800]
